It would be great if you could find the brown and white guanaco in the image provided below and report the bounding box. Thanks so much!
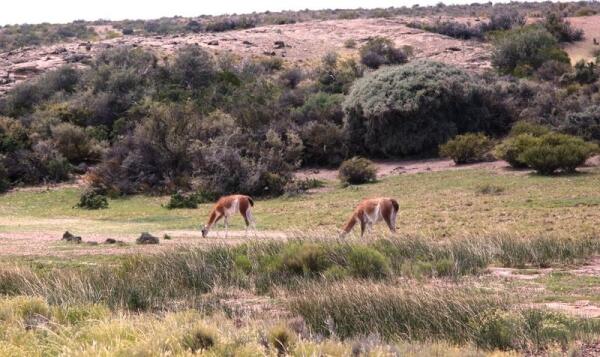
[341,197,399,238]
[201,194,255,238]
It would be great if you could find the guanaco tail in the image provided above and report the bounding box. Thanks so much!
[341,197,399,238]
[201,194,255,238]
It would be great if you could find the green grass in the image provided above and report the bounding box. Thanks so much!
[0,168,599,238]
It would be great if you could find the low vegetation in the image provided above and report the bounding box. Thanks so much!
[440,133,494,164]
[338,157,377,185]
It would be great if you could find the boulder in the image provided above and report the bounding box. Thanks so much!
[207,40,219,46]
[136,232,159,245]
[62,231,82,243]
[274,40,285,49]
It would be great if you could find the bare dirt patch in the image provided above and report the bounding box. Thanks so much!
[296,158,512,181]
[563,15,600,63]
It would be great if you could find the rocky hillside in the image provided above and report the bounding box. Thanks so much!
[0,17,492,95]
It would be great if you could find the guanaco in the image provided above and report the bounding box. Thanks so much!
[201,194,255,238]
[341,197,399,238]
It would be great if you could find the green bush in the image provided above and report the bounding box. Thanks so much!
[348,246,391,279]
[494,134,541,168]
[338,157,376,185]
[508,122,551,137]
[343,61,511,156]
[280,243,330,275]
[439,133,493,164]
[519,133,598,174]
[562,105,600,142]
[492,25,570,76]
[476,310,524,350]
[165,191,198,209]
[76,189,109,210]
[542,12,583,43]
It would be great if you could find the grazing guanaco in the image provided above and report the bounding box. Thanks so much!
[341,197,399,238]
[201,194,255,238]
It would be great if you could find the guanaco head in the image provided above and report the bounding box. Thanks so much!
[201,225,209,238]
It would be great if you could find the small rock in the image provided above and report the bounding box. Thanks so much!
[263,51,276,56]
[207,40,219,46]
[137,232,159,245]
[62,231,82,243]
[105,238,117,244]
[242,40,255,46]
[447,47,461,52]
[273,40,285,49]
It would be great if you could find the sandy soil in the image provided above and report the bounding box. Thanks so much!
[563,15,600,63]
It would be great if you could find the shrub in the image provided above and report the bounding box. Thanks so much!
[165,191,198,209]
[348,246,391,279]
[344,61,511,156]
[281,243,330,275]
[359,37,408,69]
[268,325,296,355]
[508,122,551,137]
[542,12,584,43]
[485,9,525,32]
[494,134,541,168]
[519,133,598,174]
[439,133,493,164]
[425,21,483,40]
[0,161,9,193]
[492,25,570,76]
[338,157,376,185]
[51,123,103,164]
[182,324,217,352]
[476,310,524,350]
[76,188,109,209]
[344,39,357,48]
[562,105,600,141]
[170,45,216,90]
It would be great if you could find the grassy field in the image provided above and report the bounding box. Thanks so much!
[1,167,600,355]
[1,168,599,238]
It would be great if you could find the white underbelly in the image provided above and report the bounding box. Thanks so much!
[365,204,382,223]
[224,199,239,217]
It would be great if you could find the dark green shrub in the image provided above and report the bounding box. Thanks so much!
[165,191,198,209]
[344,61,511,156]
[494,134,541,168]
[359,37,408,69]
[76,189,109,210]
[492,25,570,76]
[348,246,391,279]
[519,133,598,174]
[439,133,493,164]
[0,161,9,193]
[338,157,376,185]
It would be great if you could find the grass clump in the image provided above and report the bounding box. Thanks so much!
[476,183,505,195]
[439,133,493,164]
[348,246,390,279]
[268,325,297,355]
[182,324,218,352]
[338,157,377,185]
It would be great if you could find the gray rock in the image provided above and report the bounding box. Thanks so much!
[62,231,82,243]
[136,232,159,245]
